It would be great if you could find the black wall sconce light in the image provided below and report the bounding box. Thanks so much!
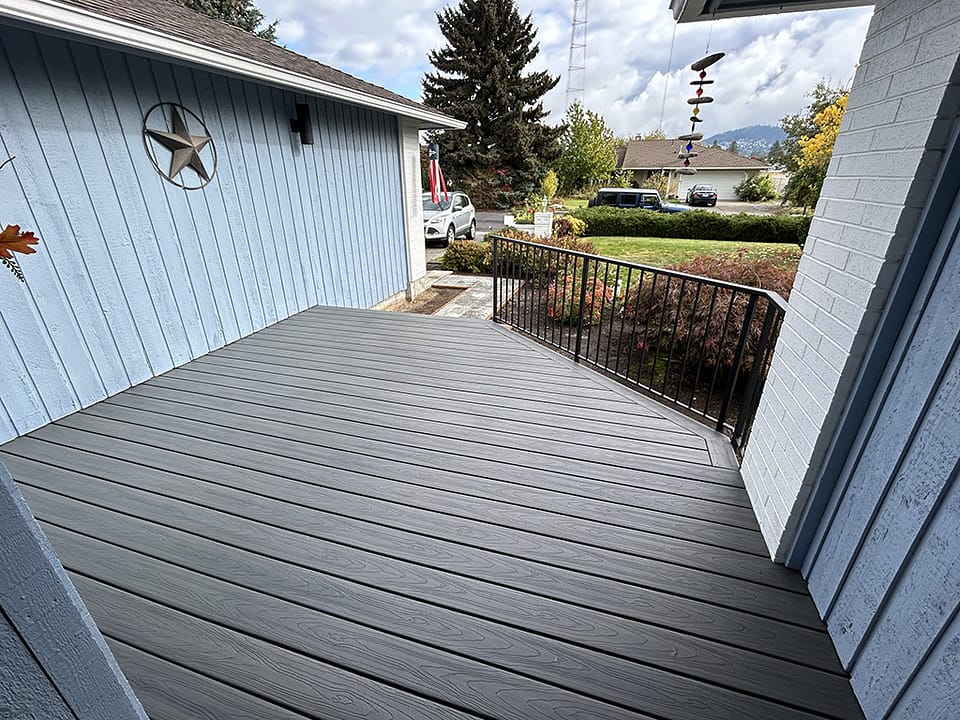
[290,103,314,145]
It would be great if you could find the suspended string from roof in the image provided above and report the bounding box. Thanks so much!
[657,22,679,132]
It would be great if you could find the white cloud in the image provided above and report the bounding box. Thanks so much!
[258,0,872,137]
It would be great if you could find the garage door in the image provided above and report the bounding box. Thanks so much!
[677,170,751,201]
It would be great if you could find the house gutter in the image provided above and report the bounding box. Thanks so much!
[0,0,465,131]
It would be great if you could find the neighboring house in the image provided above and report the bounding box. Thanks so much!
[673,0,960,718]
[0,0,461,444]
[619,138,769,200]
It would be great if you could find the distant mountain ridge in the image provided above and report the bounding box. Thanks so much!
[704,125,786,158]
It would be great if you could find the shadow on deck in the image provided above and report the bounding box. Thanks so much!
[0,306,864,720]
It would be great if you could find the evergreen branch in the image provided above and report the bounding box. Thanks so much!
[2,255,25,282]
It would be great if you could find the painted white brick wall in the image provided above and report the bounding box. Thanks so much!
[742,0,960,560]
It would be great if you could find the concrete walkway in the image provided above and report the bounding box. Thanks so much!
[425,271,496,319]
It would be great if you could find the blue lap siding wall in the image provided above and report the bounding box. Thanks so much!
[0,24,409,442]
[799,157,960,718]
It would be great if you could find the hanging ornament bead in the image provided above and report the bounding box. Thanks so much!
[691,52,724,71]
[673,52,723,178]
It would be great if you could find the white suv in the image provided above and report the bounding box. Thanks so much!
[423,192,477,247]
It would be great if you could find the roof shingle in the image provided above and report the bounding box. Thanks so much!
[621,139,768,170]
[40,0,452,124]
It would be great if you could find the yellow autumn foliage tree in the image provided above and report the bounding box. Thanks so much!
[798,94,848,170]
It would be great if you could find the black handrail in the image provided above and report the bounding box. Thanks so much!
[491,235,787,455]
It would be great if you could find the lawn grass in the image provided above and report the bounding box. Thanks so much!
[562,197,589,210]
[588,236,802,271]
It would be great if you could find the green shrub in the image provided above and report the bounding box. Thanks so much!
[441,240,492,274]
[624,248,797,379]
[547,275,614,325]
[490,228,597,285]
[552,215,587,240]
[572,207,810,246]
[735,174,778,201]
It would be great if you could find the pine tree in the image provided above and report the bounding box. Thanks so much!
[767,140,786,166]
[422,0,561,207]
[180,0,277,41]
[727,140,740,155]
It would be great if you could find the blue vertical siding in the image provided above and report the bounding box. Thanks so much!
[0,25,409,442]
[801,191,960,719]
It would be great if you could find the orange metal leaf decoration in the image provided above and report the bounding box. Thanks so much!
[0,225,39,258]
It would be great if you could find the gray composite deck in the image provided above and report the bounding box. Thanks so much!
[1,306,864,720]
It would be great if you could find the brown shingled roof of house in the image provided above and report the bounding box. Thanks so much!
[42,0,455,125]
[621,139,768,170]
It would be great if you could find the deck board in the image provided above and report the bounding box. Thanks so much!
[0,307,864,720]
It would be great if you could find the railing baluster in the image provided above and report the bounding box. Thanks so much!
[492,236,499,320]
[716,293,758,433]
[638,272,658,388]
[649,275,673,389]
[676,281,702,404]
[561,253,571,354]
[585,257,601,365]
[614,265,633,378]
[604,262,622,372]
[691,284,719,411]
[661,277,687,396]
[573,255,590,363]
[625,269,646,388]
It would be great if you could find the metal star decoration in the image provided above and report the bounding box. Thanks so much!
[142,103,217,189]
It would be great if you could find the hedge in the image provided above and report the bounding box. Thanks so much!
[571,207,811,246]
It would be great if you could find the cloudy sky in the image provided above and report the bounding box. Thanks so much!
[257,0,873,137]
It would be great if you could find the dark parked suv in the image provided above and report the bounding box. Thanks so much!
[587,188,688,213]
[685,184,719,207]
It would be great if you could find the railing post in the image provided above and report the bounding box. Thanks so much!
[716,293,758,433]
[491,235,499,321]
[573,256,591,363]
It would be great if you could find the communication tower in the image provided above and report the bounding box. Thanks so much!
[566,0,588,106]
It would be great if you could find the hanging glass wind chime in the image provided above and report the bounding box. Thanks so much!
[677,52,724,175]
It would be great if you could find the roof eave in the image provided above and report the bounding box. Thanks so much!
[670,0,871,23]
[623,165,769,170]
[0,0,465,130]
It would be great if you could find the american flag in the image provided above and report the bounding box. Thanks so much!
[428,143,448,204]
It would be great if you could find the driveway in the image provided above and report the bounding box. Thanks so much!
[699,200,781,215]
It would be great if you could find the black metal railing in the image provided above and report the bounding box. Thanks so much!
[491,235,788,454]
